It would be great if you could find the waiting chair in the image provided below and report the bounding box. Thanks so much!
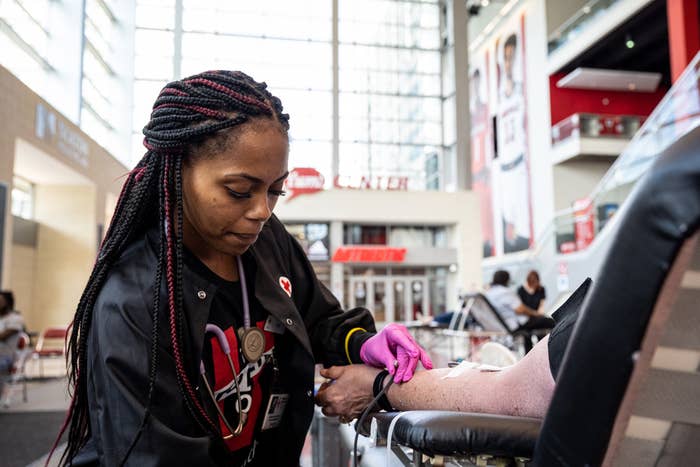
[359,124,700,466]
[32,326,68,378]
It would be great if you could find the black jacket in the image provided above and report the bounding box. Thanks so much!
[81,215,375,466]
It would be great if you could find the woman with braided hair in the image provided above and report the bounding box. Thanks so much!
[52,70,432,467]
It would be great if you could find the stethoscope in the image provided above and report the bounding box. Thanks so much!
[199,256,261,439]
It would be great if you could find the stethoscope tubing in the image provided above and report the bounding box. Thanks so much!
[201,323,246,438]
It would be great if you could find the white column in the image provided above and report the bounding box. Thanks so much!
[329,220,344,305]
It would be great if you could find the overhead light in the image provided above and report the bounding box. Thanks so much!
[625,34,635,49]
[582,5,591,14]
[481,0,490,6]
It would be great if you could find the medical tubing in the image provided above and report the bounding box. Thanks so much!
[236,256,251,328]
[205,323,231,354]
[353,373,395,467]
[199,362,238,438]
[202,324,245,437]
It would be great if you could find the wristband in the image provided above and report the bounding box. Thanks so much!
[372,370,393,412]
[344,327,366,363]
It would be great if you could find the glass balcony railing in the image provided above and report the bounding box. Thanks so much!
[548,0,622,55]
[551,113,645,146]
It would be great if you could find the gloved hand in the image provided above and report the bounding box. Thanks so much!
[360,323,433,383]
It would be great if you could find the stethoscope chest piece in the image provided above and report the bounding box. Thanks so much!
[238,326,266,363]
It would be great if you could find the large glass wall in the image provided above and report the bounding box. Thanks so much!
[0,0,53,100]
[132,0,175,163]
[338,0,442,190]
[81,0,121,158]
[132,0,334,176]
[132,0,443,188]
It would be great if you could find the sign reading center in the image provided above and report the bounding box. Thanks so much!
[332,247,407,263]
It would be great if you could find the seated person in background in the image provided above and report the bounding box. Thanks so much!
[518,270,546,314]
[315,281,584,422]
[0,291,25,394]
[486,270,553,352]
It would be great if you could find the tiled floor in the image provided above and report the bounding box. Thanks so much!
[0,377,70,467]
[0,375,319,467]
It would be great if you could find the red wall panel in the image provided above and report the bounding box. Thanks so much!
[549,73,667,125]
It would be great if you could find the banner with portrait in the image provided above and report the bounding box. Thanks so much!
[469,50,495,258]
[493,14,533,254]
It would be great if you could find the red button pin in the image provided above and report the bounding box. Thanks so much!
[279,276,292,297]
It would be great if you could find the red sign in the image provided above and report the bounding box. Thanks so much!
[285,167,325,201]
[573,197,595,250]
[332,247,407,263]
[559,241,577,254]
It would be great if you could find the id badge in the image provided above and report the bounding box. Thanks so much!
[261,393,289,431]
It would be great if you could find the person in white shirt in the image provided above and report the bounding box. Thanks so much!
[484,270,554,352]
[0,291,25,394]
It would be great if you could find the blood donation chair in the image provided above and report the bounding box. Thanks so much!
[359,125,700,466]
[453,292,550,354]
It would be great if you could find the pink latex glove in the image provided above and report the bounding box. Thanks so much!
[360,323,433,383]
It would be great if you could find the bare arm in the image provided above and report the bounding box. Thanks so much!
[316,335,555,420]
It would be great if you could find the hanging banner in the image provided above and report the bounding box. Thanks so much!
[494,14,533,254]
[470,50,495,258]
[573,197,595,250]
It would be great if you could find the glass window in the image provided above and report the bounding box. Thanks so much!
[129,0,444,187]
[132,79,167,132]
[338,0,442,189]
[388,225,447,247]
[134,0,335,169]
[344,225,387,245]
[431,226,447,247]
[135,3,175,29]
[289,140,333,187]
[11,176,34,220]
[429,267,447,315]
[284,223,330,261]
[0,0,52,60]
[81,0,125,159]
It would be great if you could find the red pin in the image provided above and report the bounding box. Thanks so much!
[279,276,292,297]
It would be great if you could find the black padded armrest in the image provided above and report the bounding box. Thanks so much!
[361,411,541,458]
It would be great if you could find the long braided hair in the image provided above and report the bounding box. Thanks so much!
[52,71,289,466]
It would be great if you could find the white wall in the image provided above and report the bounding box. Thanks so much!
[32,184,97,331]
[10,244,36,322]
[552,158,614,210]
